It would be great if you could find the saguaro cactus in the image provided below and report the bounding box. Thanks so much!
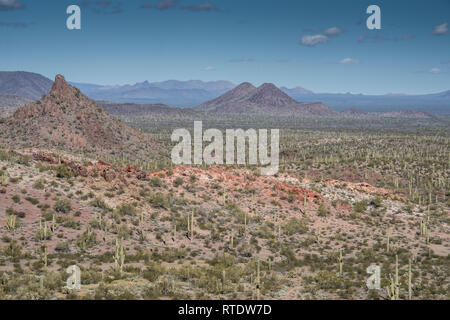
[337,249,343,276]
[51,214,56,233]
[191,210,194,239]
[244,212,248,232]
[1,174,8,187]
[408,258,412,300]
[386,255,400,300]
[114,238,125,275]
[386,234,390,253]
[315,229,321,244]
[255,259,261,300]
[38,219,50,241]
[42,246,48,270]
[230,231,234,248]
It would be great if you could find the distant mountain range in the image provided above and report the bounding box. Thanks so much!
[283,90,450,114]
[99,84,434,120]
[0,71,53,100]
[69,79,235,108]
[0,71,448,114]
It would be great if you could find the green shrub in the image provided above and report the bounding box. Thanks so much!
[354,200,368,213]
[116,203,137,216]
[318,203,329,217]
[54,199,72,213]
[173,177,184,187]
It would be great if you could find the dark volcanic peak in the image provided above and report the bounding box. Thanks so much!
[225,82,257,98]
[0,75,161,160]
[248,83,299,107]
[195,82,257,112]
[196,81,337,116]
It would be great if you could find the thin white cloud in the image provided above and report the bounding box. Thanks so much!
[140,0,179,10]
[181,2,221,12]
[429,67,441,74]
[432,22,448,35]
[0,21,33,28]
[0,0,24,11]
[301,26,343,47]
[323,27,343,37]
[301,34,329,47]
[204,66,215,71]
[339,58,360,65]
[228,58,255,63]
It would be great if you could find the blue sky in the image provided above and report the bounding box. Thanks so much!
[0,0,449,94]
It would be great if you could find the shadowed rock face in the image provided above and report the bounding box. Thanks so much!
[0,75,162,160]
[195,82,337,116]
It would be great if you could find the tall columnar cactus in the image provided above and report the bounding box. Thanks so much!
[44,221,49,239]
[187,215,190,236]
[42,246,48,270]
[230,231,234,248]
[222,270,226,288]
[191,210,194,239]
[255,259,261,300]
[51,214,56,233]
[315,229,321,244]
[244,212,247,232]
[38,219,50,241]
[337,249,343,276]
[277,222,281,242]
[39,276,44,290]
[114,238,125,275]
[408,258,412,300]
[386,234,390,253]
[420,216,430,244]
[1,174,8,187]
[186,210,194,239]
[386,255,400,300]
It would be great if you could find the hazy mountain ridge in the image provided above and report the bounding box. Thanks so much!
[69,79,235,108]
[0,71,53,100]
[1,72,448,113]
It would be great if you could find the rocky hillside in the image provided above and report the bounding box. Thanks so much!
[0,75,162,160]
[98,101,196,118]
